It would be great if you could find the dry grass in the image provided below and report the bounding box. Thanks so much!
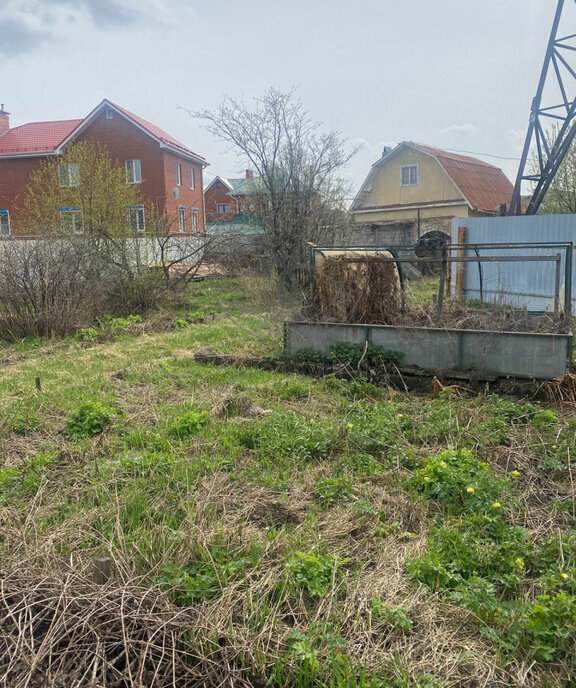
[309,254,404,324]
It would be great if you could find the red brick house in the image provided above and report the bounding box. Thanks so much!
[204,170,255,222]
[0,99,208,236]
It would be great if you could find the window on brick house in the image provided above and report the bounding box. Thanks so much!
[217,203,230,214]
[400,164,418,186]
[189,168,195,189]
[190,209,198,233]
[59,207,83,234]
[176,163,182,186]
[178,206,186,232]
[125,159,142,184]
[0,210,10,236]
[58,163,80,187]
[127,204,145,232]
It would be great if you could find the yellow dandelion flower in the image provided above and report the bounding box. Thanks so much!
[423,476,431,483]
[561,572,569,580]
[438,461,447,469]
[512,470,520,478]
[347,423,354,430]
[492,501,502,509]
[466,487,475,495]
[551,444,558,450]
[396,413,403,418]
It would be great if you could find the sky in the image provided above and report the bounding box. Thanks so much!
[1,0,573,200]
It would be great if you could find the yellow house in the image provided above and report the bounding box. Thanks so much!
[350,142,514,245]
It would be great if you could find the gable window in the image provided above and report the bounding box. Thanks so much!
[400,164,418,186]
[178,206,186,232]
[189,168,195,189]
[125,159,142,184]
[191,208,198,233]
[217,203,230,214]
[59,207,83,234]
[0,210,10,236]
[176,163,182,186]
[105,107,113,119]
[127,204,145,232]
[58,163,80,187]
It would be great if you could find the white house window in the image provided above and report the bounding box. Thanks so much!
[127,204,145,232]
[105,108,113,119]
[0,210,10,236]
[217,203,230,214]
[189,168,195,189]
[59,207,83,234]
[178,206,186,232]
[125,159,142,184]
[58,163,80,187]
[190,208,198,233]
[400,164,418,186]
[176,163,182,186]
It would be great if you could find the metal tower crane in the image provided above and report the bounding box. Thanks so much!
[509,0,576,215]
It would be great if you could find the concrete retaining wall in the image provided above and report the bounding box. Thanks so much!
[284,321,572,379]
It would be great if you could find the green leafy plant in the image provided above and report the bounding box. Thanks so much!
[369,599,414,631]
[66,401,116,437]
[166,410,208,439]
[409,448,508,513]
[329,342,404,367]
[312,476,353,508]
[286,551,340,598]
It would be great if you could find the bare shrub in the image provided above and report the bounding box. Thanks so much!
[0,239,104,338]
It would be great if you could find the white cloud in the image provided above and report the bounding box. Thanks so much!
[0,0,197,56]
[438,123,478,137]
[506,128,527,152]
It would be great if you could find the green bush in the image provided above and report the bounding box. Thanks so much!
[66,401,116,437]
[524,592,576,661]
[236,413,338,465]
[329,342,403,367]
[286,551,340,598]
[166,410,208,439]
[409,448,508,513]
[312,476,353,508]
[369,599,413,631]
[159,544,253,605]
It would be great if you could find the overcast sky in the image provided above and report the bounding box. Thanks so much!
[1,0,572,198]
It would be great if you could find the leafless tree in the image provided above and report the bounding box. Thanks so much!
[188,88,357,295]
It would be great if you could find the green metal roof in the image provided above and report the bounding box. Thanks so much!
[206,216,264,235]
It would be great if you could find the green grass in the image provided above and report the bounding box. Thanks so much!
[1,274,575,687]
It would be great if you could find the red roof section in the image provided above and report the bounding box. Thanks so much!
[0,100,205,163]
[0,119,82,155]
[408,142,513,213]
[105,100,206,162]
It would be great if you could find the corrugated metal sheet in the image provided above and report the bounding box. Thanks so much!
[450,215,576,311]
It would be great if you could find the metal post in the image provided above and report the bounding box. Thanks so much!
[565,242,573,318]
[554,253,561,319]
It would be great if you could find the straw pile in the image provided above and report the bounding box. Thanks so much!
[311,253,403,324]
[0,568,252,688]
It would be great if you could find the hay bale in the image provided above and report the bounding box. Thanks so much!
[311,252,403,324]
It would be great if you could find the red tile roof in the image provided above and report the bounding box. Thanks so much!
[0,119,82,155]
[408,142,513,213]
[0,100,206,163]
[104,100,206,162]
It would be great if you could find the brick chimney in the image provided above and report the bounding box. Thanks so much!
[245,169,254,179]
[0,105,10,137]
